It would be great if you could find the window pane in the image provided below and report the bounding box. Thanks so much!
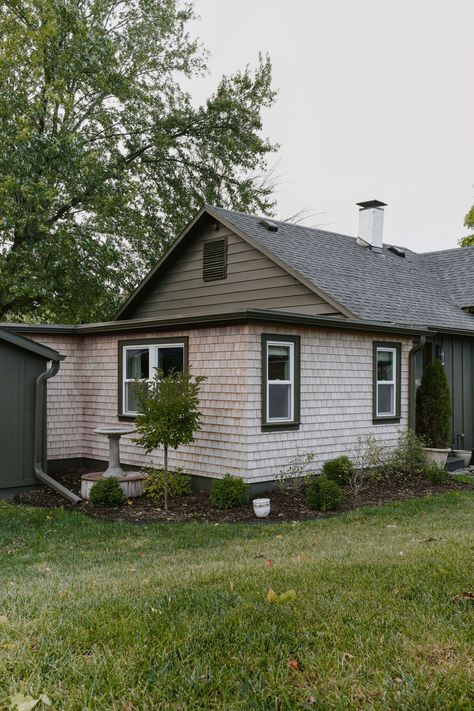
[377,350,393,381]
[378,383,394,415]
[268,345,290,380]
[158,346,184,376]
[269,383,291,419]
[126,348,149,379]
[125,381,141,413]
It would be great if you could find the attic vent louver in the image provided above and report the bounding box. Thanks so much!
[388,246,406,258]
[259,219,279,232]
[203,238,227,281]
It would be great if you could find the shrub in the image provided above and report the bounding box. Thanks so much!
[423,462,447,485]
[276,452,317,491]
[388,430,428,478]
[89,478,125,506]
[350,434,388,494]
[416,359,452,448]
[210,474,250,509]
[321,456,354,486]
[143,467,191,502]
[305,476,343,511]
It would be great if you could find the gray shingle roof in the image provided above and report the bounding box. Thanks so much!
[210,205,474,332]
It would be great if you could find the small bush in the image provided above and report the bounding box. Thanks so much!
[143,467,191,502]
[322,456,354,486]
[423,463,447,485]
[388,430,428,478]
[89,478,125,506]
[210,474,250,509]
[306,476,343,511]
[276,452,317,491]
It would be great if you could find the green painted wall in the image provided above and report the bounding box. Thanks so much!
[436,335,474,451]
[0,341,47,489]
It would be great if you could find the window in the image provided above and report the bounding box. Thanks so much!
[119,339,187,417]
[373,342,401,422]
[262,334,300,429]
[203,238,227,281]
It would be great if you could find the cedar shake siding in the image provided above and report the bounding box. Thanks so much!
[122,223,342,320]
[32,325,412,484]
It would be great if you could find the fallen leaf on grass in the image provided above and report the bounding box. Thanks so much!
[10,693,51,710]
[266,588,296,604]
[0,614,8,624]
[288,658,299,670]
[264,559,273,569]
[342,652,355,664]
[452,592,474,604]
[295,553,309,563]
[419,536,440,543]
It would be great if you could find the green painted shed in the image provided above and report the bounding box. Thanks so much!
[0,328,64,494]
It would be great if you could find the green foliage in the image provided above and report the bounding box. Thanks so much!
[424,463,447,485]
[133,368,205,510]
[89,477,125,506]
[460,204,474,246]
[305,476,343,511]
[388,429,429,478]
[133,370,205,454]
[0,1,277,323]
[209,474,250,509]
[143,467,191,502]
[416,359,452,448]
[321,456,354,486]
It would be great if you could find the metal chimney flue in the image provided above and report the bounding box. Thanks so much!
[356,200,387,252]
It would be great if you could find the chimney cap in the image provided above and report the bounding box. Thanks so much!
[356,199,387,210]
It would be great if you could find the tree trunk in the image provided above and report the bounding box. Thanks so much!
[164,446,168,511]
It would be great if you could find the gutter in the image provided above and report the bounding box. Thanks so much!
[34,360,82,505]
[408,335,426,430]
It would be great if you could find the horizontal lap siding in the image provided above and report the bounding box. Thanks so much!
[127,226,340,319]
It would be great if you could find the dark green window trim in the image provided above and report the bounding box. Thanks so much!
[373,341,401,424]
[118,336,189,420]
[261,333,300,432]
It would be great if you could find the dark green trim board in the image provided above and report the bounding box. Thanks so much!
[4,307,431,338]
[372,341,402,424]
[117,336,189,418]
[261,333,301,431]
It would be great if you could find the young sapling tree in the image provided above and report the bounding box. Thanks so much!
[133,369,205,510]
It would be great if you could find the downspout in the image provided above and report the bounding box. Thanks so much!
[408,335,426,431]
[34,360,82,505]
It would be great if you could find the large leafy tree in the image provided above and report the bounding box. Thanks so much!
[460,204,474,247]
[0,1,276,323]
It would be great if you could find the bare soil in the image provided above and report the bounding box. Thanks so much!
[9,466,473,523]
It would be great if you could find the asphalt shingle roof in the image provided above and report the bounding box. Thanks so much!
[210,205,474,332]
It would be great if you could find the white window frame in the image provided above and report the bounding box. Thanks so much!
[122,342,185,416]
[266,340,295,423]
[376,346,397,417]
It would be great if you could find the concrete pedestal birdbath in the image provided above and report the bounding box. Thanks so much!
[80,426,147,500]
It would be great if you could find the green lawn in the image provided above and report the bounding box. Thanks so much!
[0,493,473,710]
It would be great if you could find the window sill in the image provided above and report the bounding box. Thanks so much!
[261,422,300,433]
[118,414,138,422]
[372,416,401,425]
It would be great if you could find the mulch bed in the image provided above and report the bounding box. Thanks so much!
[9,466,474,523]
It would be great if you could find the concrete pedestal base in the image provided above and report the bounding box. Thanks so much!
[81,471,147,500]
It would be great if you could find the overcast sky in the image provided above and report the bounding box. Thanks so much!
[186,0,474,252]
